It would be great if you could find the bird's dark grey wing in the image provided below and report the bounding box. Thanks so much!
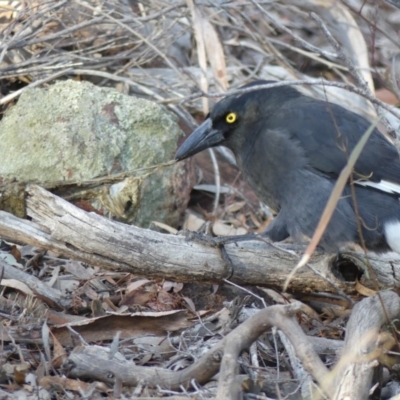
[267,96,400,185]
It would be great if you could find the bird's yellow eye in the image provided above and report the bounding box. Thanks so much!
[226,112,237,124]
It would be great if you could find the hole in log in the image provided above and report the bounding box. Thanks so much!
[332,254,363,282]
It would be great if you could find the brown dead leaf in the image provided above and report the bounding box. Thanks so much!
[200,10,228,90]
[182,296,196,313]
[114,273,134,287]
[39,376,109,393]
[102,297,119,312]
[256,217,273,233]
[9,245,22,263]
[103,275,117,285]
[91,299,105,317]
[120,286,157,307]
[249,211,262,228]
[260,288,292,304]
[148,289,181,311]
[183,213,206,231]
[212,220,247,236]
[52,310,191,346]
[151,221,178,234]
[186,0,209,112]
[355,280,377,297]
[83,285,99,301]
[125,279,151,292]
[46,310,86,325]
[261,289,321,320]
[1,279,33,296]
[64,260,94,280]
[50,331,67,369]
[47,266,60,288]
[35,362,46,383]
[225,201,246,213]
[375,88,399,105]
[9,362,30,385]
[186,0,228,105]
[14,369,26,385]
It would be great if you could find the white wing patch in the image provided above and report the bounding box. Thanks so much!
[355,180,400,195]
[384,220,400,253]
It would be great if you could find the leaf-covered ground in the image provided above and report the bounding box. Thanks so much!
[0,1,400,398]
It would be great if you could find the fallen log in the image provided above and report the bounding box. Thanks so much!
[0,185,399,294]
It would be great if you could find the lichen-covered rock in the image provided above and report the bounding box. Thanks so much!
[0,80,193,228]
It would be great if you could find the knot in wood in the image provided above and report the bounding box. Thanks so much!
[61,359,75,375]
[212,350,223,362]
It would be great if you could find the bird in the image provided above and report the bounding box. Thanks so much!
[175,80,400,253]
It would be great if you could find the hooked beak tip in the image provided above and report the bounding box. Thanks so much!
[175,119,224,161]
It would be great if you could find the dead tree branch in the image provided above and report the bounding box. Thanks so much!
[332,291,400,399]
[0,185,399,294]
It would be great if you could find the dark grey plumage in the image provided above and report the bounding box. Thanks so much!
[175,80,400,253]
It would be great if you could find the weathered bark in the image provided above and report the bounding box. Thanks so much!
[64,293,400,399]
[332,291,400,400]
[0,259,68,309]
[65,302,328,393]
[0,185,399,294]
[215,302,329,399]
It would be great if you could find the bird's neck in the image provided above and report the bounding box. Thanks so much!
[231,127,308,211]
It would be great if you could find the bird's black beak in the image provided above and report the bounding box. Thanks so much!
[175,118,225,161]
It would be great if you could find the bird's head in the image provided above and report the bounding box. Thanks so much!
[175,80,300,161]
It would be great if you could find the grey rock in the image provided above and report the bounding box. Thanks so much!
[0,80,193,228]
